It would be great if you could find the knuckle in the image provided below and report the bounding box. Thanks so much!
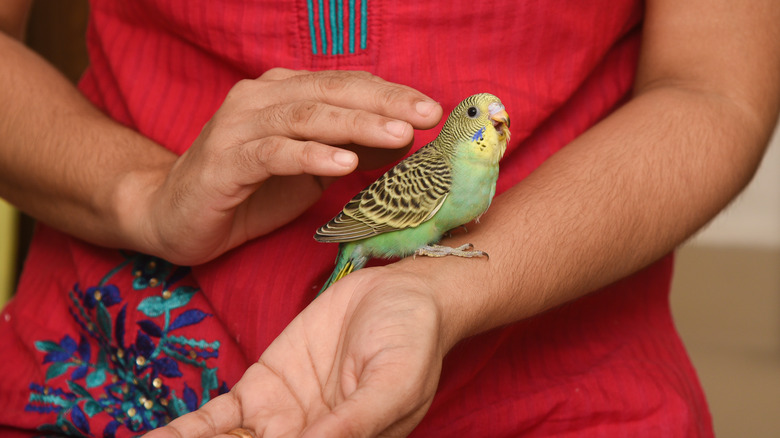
[227,78,256,98]
[260,67,290,80]
[346,108,363,133]
[352,70,377,80]
[251,137,283,168]
[309,70,355,99]
[372,84,408,112]
[288,101,319,126]
[297,141,320,168]
[208,110,236,133]
[259,103,290,132]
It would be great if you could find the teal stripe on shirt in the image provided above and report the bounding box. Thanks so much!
[360,0,367,50]
[336,0,344,54]
[349,0,356,53]
[317,0,327,54]
[329,0,337,54]
[307,0,318,54]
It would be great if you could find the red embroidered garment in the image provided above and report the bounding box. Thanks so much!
[0,1,713,436]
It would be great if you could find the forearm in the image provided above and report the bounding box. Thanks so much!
[393,84,777,350]
[0,32,176,251]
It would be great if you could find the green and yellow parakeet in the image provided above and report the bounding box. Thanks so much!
[314,93,510,295]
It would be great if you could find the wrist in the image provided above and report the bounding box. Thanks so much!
[111,152,176,258]
[384,257,485,354]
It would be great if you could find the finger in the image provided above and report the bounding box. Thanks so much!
[244,70,443,129]
[288,71,442,128]
[245,101,415,149]
[231,137,357,183]
[144,393,243,438]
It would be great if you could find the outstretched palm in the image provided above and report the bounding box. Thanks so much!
[146,267,445,438]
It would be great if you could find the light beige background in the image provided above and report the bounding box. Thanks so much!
[671,125,780,437]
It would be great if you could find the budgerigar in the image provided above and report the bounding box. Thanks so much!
[314,93,510,295]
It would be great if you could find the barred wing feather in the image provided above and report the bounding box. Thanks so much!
[314,146,451,243]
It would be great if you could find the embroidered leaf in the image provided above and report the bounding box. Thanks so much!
[104,420,120,438]
[140,411,155,430]
[115,304,127,348]
[61,335,78,354]
[137,319,163,337]
[202,367,218,393]
[136,332,155,358]
[71,404,90,434]
[100,284,122,306]
[201,367,218,404]
[182,383,198,412]
[97,302,112,339]
[67,380,91,399]
[45,362,74,381]
[35,340,65,353]
[137,286,196,317]
[169,309,209,331]
[43,351,73,364]
[77,335,91,362]
[169,393,189,417]
[71,365,88,380]
[137,296,165,317]
[97,348,108,370]
[86,369,106,388]
[166,286,198,310]
[154,357,183,378]
[84,399,102,416]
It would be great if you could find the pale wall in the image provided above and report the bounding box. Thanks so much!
[691,124,780,248]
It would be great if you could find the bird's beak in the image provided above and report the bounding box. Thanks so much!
[488,103,511,143]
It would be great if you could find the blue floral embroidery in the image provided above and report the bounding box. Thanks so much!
[25,254,228,437]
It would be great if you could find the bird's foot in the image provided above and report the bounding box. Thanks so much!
[414,243,489,259]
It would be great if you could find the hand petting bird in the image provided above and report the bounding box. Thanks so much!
[314,93,510,295]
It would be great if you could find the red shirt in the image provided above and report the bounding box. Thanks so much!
[0,1,713,436]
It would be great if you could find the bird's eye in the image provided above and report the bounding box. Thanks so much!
[467,106,478,118]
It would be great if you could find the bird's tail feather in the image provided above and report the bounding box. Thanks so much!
[318,244,364,296]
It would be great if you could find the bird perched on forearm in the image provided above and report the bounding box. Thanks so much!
[314,93,510,295]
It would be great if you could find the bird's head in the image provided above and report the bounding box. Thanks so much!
[439,93,511,162]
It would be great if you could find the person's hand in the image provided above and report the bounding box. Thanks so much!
[144,266,447,438]
[129,68,442,265]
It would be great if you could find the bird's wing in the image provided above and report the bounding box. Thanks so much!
[314,146,452,242]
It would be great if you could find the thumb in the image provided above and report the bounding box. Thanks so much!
[143,393,244,438]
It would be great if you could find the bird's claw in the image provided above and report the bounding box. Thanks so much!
[414,243,489,260]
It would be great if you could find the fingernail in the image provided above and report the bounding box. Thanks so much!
[385,120,408,138]
[333,150,356,167]
[416,100,437,117]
